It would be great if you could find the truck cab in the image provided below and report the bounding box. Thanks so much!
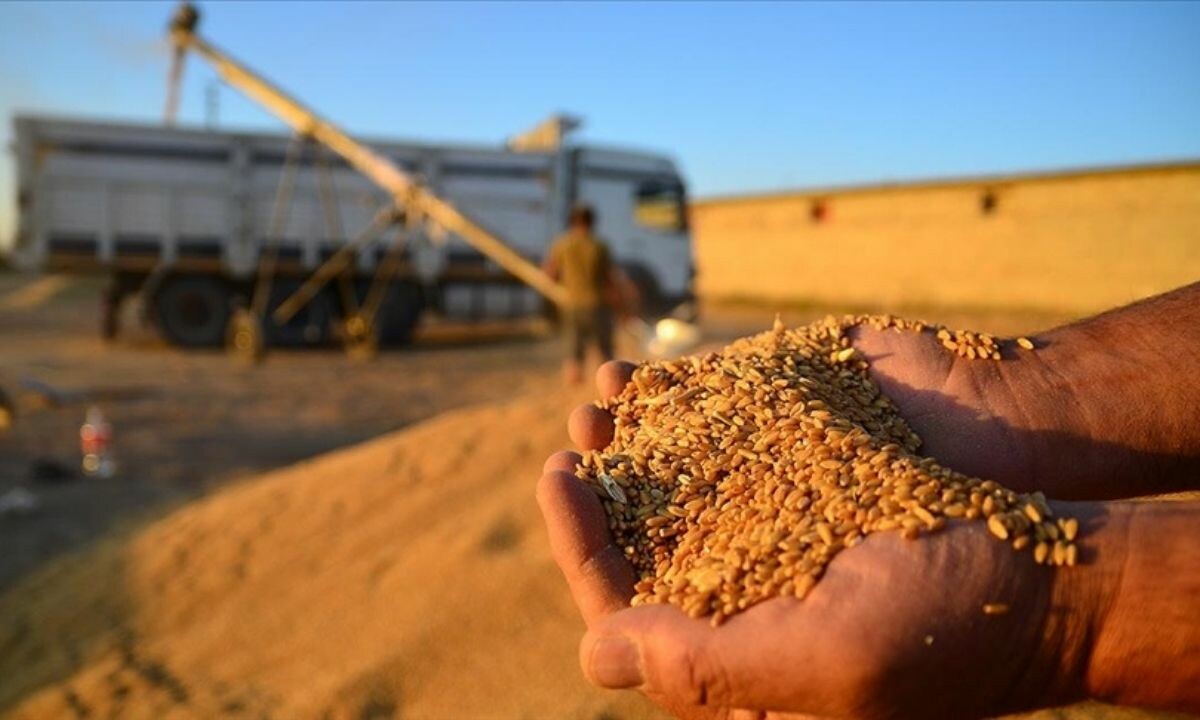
[574,147,693,313]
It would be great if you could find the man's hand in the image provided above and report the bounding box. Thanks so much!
[850,284,1200,500]
[539,363,1117,719]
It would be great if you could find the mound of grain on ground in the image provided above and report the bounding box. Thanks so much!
[0,389,662,719]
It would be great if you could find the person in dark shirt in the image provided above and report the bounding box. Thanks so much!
[543,205,619,385]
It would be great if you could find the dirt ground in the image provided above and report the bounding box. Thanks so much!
[0,275,568,590]
[2,273,1175,719]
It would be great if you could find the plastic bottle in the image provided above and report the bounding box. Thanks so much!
[81,405,115,478]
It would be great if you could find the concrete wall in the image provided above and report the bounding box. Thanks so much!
[691,163,1200,314]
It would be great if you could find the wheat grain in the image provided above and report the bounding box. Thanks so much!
[574,314,1077,623]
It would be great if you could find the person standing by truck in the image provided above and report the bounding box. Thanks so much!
[543,205,621,385]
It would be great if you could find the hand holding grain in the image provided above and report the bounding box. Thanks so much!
[540,357,1200,719]
[851,282,1200,500]
[540,362,1098,719]
[542,284,1200,717]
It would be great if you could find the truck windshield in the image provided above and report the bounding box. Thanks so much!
[634,180,687,233]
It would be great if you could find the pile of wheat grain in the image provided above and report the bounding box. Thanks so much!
[575,315,1076,625]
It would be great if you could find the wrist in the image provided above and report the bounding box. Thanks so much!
[1042,500,1200,714]
[1084,501,1200,713]
[1014,501,1131,708]
[850,324,1117,498]
[1016,325,1200,498]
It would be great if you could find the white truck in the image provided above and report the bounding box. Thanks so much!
[9,113,694,347]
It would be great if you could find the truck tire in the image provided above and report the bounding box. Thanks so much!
[373,281,425,346]
[263,281,336,347]
[153,275,232,347]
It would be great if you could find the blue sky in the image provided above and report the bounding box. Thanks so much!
[2,1,1198,245]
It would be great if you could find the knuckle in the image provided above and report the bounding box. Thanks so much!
[724,710,767,720]
[576,544,618,583]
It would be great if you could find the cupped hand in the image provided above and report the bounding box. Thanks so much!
[537,362,1092,720]
[849,325,1124,500]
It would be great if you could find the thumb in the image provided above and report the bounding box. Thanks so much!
[579,599,841,716]
[579,604,750,710]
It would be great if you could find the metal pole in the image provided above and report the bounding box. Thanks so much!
[164,46,184,126]
[314,145,361,318]
[251,135,304,319]
[271,205,395,325]
[170,21,567,307]
[361,229,409,324]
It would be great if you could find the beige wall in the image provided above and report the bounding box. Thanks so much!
[691,165,1200,314]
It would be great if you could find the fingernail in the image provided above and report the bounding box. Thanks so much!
[588,635,643,688]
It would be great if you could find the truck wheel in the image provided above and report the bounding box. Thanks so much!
[353,281,424,346]
[153,275,231,347]
[263,281,336,347]
[378,282,424,346]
